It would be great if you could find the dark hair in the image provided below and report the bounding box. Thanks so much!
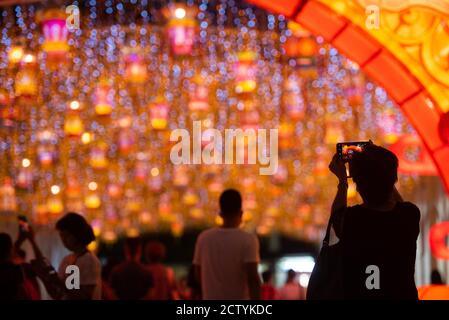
[145,241,166,263]
[0,232,13,261]
[124,237,142,257]
[56,212,95,246]
[287,269,296,282]
[349,144,398,206]
[262,270,272,283]
[431,269,443,285]
[219,189,242,217]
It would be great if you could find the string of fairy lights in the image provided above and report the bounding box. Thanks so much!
[0,0,418,244]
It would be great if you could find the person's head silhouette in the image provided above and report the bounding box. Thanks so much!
[349,144,398,207]
[0,233,13,263]
[219,189,243,228]
[56,212,95,252]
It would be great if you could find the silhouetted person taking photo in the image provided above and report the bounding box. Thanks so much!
[193,189,261,300]
[328,144,420,299]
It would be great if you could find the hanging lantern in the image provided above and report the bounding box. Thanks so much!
[40,8,69,61]
[37,129,57,167]
[272,163,288,184]
[48,195,64,215]
[0,90,17,127]
[64,101,84,137]
[234,51,257,94]
[183,188,199,206]
[139,211,153,225]
[149,98,169,130]
[284,76,306,120]
[163,4,197,56]
[16,158,33,190]
[0,177,17,212]
[89,141,108,169]
[279,120,295,150]
[85,191,101,209]
[107,183,122,199]
[284,21,311,58]
[15,68,37,97]
[125,189,142,212]
[188,76,209,112]
[148,167,163,192]
[94,80,113,116]
[377,108,399,144]
[173,165,189,187]
[8,45,24,65]
[123,49,147,84]
[171,220,184,237]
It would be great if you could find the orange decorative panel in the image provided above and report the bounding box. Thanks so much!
[295,1,347,41]
[332,24,381,66]
[245,0,302,17]
[363,50,422,104]
[401,93,443,151]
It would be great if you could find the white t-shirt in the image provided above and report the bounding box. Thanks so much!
[193,227,260,300]
[58,251,102,300]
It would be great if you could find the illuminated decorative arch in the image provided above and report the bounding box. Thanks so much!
[247,0,449,194]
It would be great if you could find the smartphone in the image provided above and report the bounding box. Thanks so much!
[336,141,371,162]
[18,215,29,233]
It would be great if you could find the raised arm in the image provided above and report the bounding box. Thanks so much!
[329,153,348,214]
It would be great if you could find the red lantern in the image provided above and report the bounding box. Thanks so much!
[389,134,437,176]
[163,5,197,56]
[429,222,449,260]
[41,8,69,62]
[123,50,147,84]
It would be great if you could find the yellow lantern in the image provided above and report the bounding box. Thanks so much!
[123,48,147,84]
[89,142,108,169]
[47,195,64,215]
[15,69,37,97]
[94,80,113,116]
[85,192,101,209]
[235,51,257,94]
[149,98,170,130]
[64,113,84,137]
[8,45,24,65]
[183,189,199,206]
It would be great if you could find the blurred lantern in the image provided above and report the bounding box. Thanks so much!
[377,108,399,144]
[215,215,224,226]
[234,51,257,94]
[159,193,173,221]
[325,119,344,145]
[171,220,184,237]
[183,188,199,206]
[91,220,103,237]
[40,8,69,62]
[242,210,253,222]
[190,207,203,219]
[135,161,148,183]
[89,141,108,169]
[173,165,189,187]
[37,129,57,167]
[188,76,209,112]
[139,211,153,225]
[272,163,288,184]
[148,168,163,192]
[125,189,142,212]
[48,194,63,215]
[243,193,257,210]
[284,76,306,120]
[16,158,33,189]
[8,45,24,65]
[279,120,295,150]
[0,177,17,212]
[64,101,84,137]
[15,68,37,97]
[123,48,147,84]
[118,128,136,155]
[239,109,259,131]
[85,191,101,209]
[284,21,311,57]
[242,177,256,193]
[163,4,197,55]
[107,183,122,199]
[94,80,113,116]
[66,179,82,199]
[102,230,117,244]
[150,98,170,130]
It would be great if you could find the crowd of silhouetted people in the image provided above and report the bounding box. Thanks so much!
[1,144,447,300]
